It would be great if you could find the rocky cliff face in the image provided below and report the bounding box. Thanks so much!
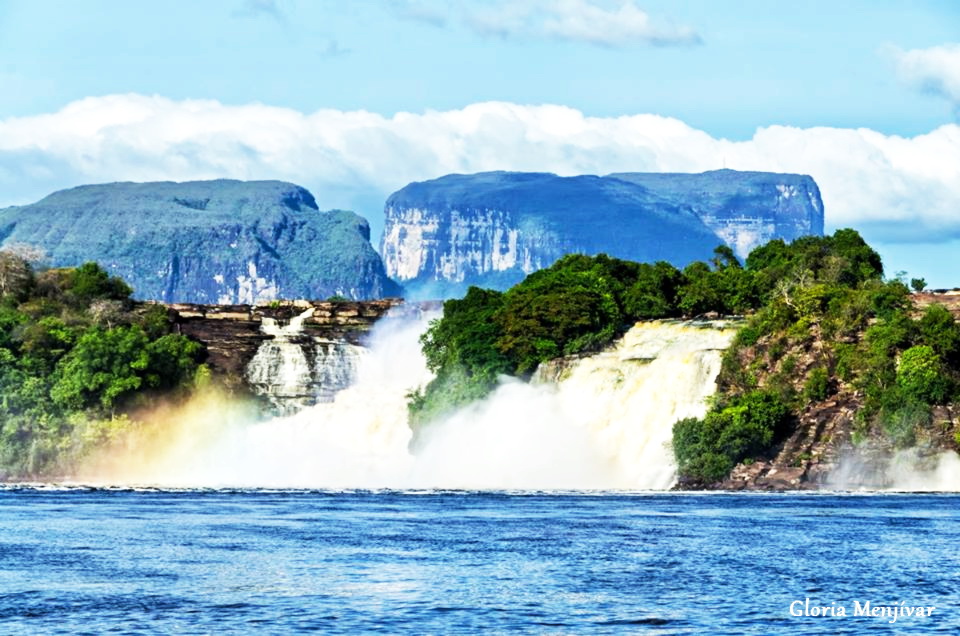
[0,180,401,303]
[711,297,960,491]
[609,169,824,258]
[720,392,959,491]
[381,170,824,297]
[164,299,433,414]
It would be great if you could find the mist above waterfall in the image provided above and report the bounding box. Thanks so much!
[82,312,738,490]
[828,447,960,492]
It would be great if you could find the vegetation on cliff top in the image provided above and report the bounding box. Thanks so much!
[412,229,960,485]
[0,249,205,478]
[689,235,960,484]
[411,240,763,427]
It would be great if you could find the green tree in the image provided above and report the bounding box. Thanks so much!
[623,261,683,319]
[676,261,721,316]
[495,254,628,374]
[917,304,960,367]
[143,334,203,390]
[896,345,950,404]
[67,262,132,305]
[16,317,78,375]
[50,325,151,411]
[421,286,509,380]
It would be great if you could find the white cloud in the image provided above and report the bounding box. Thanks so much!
[541,0,700,47]
[0,94,958,245]
[402,0,701,47]
[891,43,960,105]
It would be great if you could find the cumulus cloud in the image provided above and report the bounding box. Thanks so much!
[891,43,960,106]
[0,94,957,244]
[400,0,701,47]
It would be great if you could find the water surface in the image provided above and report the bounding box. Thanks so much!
[0,489,957,634]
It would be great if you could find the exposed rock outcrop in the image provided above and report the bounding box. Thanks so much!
[711,300,960,491]
[0,180,402,303]
[722,396,959,491]
[165,299,404,379]
[158,299,437,412]
[913,291,960,319]
[381,172,724,297]
[381,170,824,297]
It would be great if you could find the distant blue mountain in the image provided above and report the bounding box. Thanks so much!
[381,170,824,297]
[609,169,823,256]
[0,180,401,303]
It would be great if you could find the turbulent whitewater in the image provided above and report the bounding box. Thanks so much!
[89,314,738,489]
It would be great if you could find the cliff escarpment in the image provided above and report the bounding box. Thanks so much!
[159,299,438,414]
[381,170,824,297]
[609,169,824,258]
[0,180,401,303]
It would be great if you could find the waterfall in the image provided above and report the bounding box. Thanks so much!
[245,308,365,413]
[534,321,739,488]
[410,320,737,489]
[102,314,738,490]
[312,342,364,403]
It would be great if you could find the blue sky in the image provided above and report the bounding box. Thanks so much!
[0,0,958,284]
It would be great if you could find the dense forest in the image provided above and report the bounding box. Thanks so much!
[0,248,205,478]
[412,229,960,484]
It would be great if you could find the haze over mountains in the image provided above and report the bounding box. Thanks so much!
[0,170,824,302]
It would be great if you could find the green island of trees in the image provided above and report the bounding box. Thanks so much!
[0,251,205,478]
[413,229,960,485]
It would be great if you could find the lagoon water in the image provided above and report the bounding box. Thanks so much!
[1,489,958,634]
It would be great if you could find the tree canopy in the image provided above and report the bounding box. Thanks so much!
[0,258,205,478]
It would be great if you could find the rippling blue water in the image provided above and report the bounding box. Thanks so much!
[0,489,958,634]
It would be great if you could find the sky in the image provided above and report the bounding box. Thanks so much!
[0,0,958,284]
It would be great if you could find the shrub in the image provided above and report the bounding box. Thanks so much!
[918,304,960,367]
[673,391,790,483]
[896,345,951,404]
[879,401,931,448]
[803,367,830,402]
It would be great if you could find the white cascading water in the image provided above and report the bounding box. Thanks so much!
[886,451,960,491]
[122,311,738,490]
[312,341,364,402]
[245,308,365,413]
[245,308,316,412]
